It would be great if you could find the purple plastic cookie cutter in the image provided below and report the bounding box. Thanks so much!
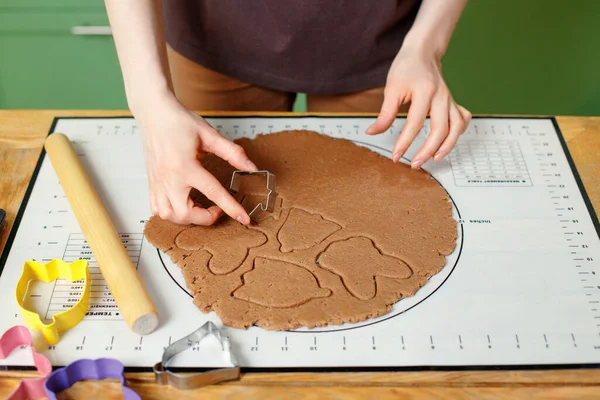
[44,358,140,400]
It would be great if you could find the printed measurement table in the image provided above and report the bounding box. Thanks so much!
[43,233,143,320]
[448,140,532,186]
[0,116,599,371]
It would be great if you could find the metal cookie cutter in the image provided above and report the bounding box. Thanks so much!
[0,325,52,400]
[153,321,240,389]
[15,259,90,345]
[229,170,277,221]
[45,358,141,400]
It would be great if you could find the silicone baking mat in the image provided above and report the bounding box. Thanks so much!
[1,116,599,371]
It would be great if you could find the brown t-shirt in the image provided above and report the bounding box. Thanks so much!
[163,1,421,94]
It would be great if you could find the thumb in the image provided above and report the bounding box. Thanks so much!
[203,131,257,171]
[366,92,400,135]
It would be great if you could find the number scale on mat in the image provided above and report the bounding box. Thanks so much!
[0,116,599,369]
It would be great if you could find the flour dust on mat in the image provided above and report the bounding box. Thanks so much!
[144,130,457,330]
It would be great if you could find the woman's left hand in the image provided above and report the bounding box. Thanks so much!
[366,46,471,169]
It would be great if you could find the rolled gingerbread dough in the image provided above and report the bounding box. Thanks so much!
[144,130,457,330]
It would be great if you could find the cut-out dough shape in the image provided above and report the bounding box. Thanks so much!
[233,258,331,308]
[242,195,283,223]
[145,130,457,330]
[278,208,341,252]
[175,222,267,275]
[180,250,213,293]
[317,237,413,300]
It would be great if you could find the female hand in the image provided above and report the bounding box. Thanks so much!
[367,46,471,169]
[136,95,257,226]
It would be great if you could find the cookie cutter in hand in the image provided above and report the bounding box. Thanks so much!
[153,321,240,389]
[45,358,141,400]
[0,325,52,400]
[15,259,90,345]
[229,170,278,221]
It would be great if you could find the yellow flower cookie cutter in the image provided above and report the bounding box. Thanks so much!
[15,259,90,345]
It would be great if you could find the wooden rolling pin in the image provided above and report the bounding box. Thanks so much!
[44,133,158,335]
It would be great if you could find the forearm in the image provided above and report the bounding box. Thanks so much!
[402,0,468,59]
[104,0,172,115]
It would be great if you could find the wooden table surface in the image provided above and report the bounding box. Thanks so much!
[0,110,599,399]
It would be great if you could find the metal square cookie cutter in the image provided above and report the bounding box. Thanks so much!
[229,170,277,221]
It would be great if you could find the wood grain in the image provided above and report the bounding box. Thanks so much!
[0,110,599,399]
[44,133,158,335]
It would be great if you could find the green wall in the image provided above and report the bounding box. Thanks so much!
[1,1,599,116]
[0,3,127,109]
[443,0,600,116]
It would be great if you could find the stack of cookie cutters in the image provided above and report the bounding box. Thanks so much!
[0,325,141,399]
[15,259,91,345]
[229,170,278,222]
[1,259,91,398]
[5,259,142,398]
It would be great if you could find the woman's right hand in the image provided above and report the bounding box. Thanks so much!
[135,94,257,226]
[105,0,256,226]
